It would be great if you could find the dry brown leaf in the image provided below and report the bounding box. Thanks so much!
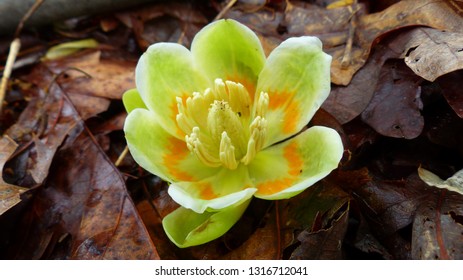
[46,50,136,100]
[0,136,27,216]
[401,28,463,82]
[412,190,463,259]
[418,167,463,196]
[436,70,463,118]
[290,205,349,260]
[361,61,423,139]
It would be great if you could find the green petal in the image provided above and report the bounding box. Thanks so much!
[122,88,146,113]
[168,164,257,213]
[191,19,265,95]
[256,36,332,147]
[163,199,251,248]
[124,108,218,182]
[249,126,343,200]
[136,43,209,138]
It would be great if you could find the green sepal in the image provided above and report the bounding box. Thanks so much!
[162,199,251,248]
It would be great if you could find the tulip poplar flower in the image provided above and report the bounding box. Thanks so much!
[123,19,343,248]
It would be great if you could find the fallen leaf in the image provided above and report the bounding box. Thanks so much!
[290,204,349,259]
[0,136,27,216]
[418,167,463,196]
[322,44,399,124]
[45,50,136,100]
[412,190,463,259]
[361,60,424,139]
[401,28,463,82]
[116,1,208,49]
[222,207,282,260]
[4,70,158,259]
[9,125,159,259]
[436,70,463,118]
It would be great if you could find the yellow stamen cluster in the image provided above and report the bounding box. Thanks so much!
[177,79,268,169]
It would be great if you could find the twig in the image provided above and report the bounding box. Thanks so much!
[14,0,45,38]
[341,1,359,69]
[0,0,45,114]
[115,146,129,167]
[0,39,21,113]
[214,0,238,21]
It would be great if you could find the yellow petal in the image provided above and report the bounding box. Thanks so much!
[124,108,218,182]
[168,164,256,213]
[255,37,332,147]
[249,126,343,200]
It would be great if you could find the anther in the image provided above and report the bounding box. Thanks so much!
[219,132,238,169]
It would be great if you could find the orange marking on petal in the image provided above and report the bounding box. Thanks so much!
[282,101,300,134]
[268,91,291,110]
[162,136,193,181]
[256,142,303,196]
[268,91,300,134]
[199,183,217,200]
[256,177,294,196]
[284,142,304,176]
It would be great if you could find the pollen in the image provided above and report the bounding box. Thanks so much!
[177,79,268,169]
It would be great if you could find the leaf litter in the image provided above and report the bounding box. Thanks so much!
[1,0,463,259]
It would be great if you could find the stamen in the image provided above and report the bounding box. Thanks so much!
[214,79,229,101]
[176,97,195,134]
[219,132,238,169]
[185,92,209,129]
[241,116,267,165]
[226,81,251,119]
[186,127,221,167]
[256,92,269,117]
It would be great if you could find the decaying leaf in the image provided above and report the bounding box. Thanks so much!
[418,167,463,196]
[290,204,349,260]
[436,70,463,118]
[361,61,423,139]
[0,136,27,216]
[401,28,463,82]
[412,190,463,259]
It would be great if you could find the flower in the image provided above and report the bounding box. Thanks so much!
[123,19,343,248]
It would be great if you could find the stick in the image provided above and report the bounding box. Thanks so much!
[0,0,45,114]
[214,0,238,21]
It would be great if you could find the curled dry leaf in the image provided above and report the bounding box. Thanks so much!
[0,136,27,216]
[290,204,349,260]
[401,28,463,82]
[418,167,463,196]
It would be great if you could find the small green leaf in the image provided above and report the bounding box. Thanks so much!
[44,38,99,60]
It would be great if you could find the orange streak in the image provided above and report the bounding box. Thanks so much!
[284,142,303,176]
[162,136,193,181]
[268,90,300,134]
[256,142,303,195]
[199,183,217,200]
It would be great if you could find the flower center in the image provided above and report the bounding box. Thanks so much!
[176,79,269,170]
